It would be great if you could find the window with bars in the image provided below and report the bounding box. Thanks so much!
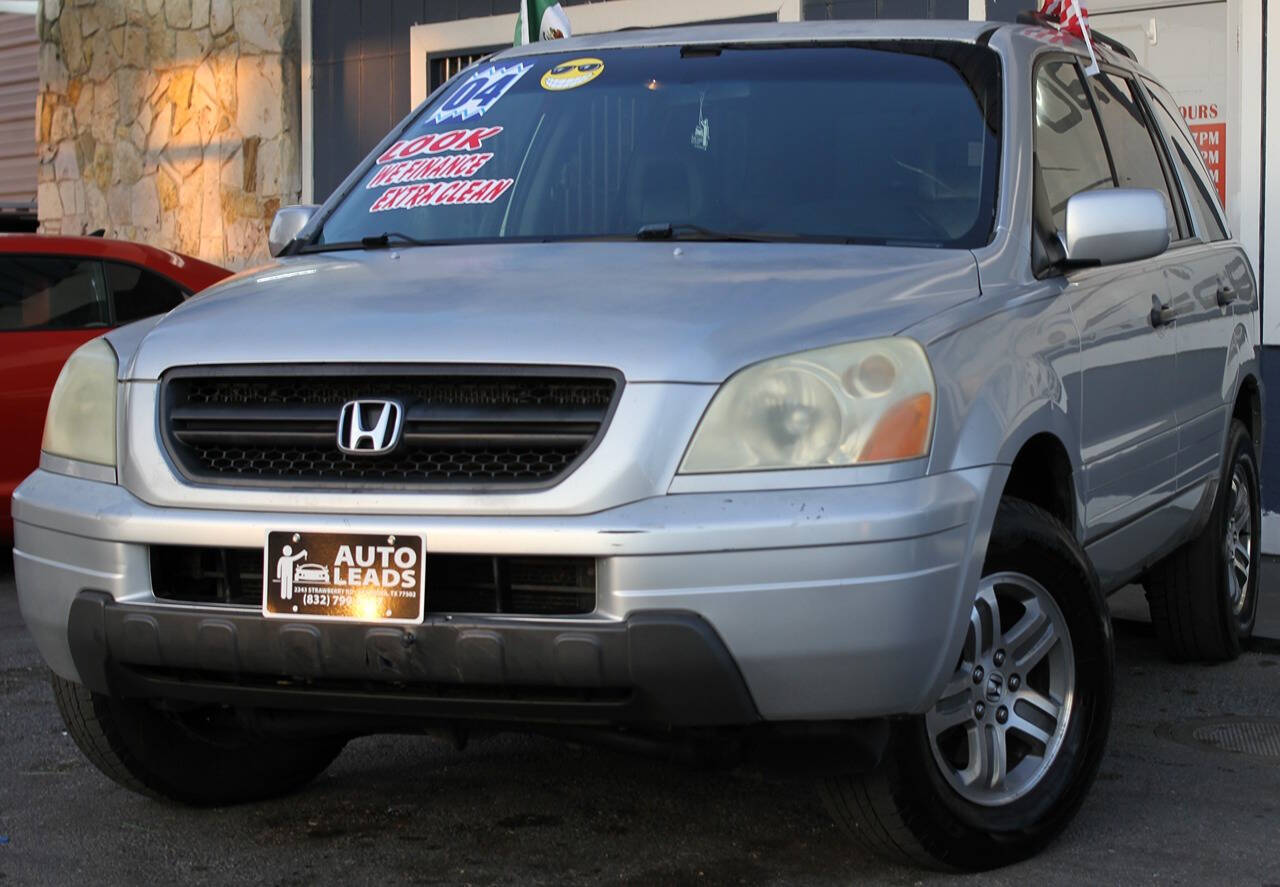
[430,49,502,92]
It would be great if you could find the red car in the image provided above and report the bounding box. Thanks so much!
[1,234,230,540]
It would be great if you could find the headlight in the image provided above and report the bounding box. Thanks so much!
[679,338,935,473]
[42,338,118,467]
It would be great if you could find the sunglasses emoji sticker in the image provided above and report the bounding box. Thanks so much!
[541,58,605,91]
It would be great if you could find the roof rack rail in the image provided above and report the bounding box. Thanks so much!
[1015,11,1054,27]
[1014,11,1138,61]
[1091,29,1137,61]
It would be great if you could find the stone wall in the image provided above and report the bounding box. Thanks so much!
[36,0,300,268]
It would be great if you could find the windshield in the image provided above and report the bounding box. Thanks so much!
[312,42,1001,250]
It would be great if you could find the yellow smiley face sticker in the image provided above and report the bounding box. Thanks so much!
[541,58,605,91]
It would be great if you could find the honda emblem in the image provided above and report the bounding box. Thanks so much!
[337,400,404,454]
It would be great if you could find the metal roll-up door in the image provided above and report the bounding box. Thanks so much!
[0,11,36,231]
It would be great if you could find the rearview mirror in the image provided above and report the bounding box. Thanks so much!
[268,205,319,257]
[1060,189,1170,267]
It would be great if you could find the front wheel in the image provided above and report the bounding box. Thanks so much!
[53,674,347,806]
[820,499,1114,870]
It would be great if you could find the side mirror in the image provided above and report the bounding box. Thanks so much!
[268,205,319,257]
[1059,189,1170,267]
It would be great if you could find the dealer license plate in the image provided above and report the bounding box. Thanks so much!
[263,531,426,623]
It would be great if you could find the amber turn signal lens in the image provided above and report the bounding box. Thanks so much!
[861,393,933,463]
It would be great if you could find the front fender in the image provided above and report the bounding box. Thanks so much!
[922,292,1084,522]
[907,291,1087,709]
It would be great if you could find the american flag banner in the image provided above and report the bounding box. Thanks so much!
[1040,0,1100,75]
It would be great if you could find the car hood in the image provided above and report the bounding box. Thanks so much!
[126,242,979,382]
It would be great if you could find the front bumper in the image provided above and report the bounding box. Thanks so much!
[14,465,1001,722]
[66,592,760,726]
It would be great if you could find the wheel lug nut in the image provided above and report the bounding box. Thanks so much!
[973,665,985,684]
[993,650,1005,667]
[1009,674,1020,691]
[996,706,1008,724]
[975,702,986,718]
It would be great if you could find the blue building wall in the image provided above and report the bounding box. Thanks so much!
[1262,348,1278,513]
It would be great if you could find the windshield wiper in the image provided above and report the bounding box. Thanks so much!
[637,222,770,242]
[296,231,444,254]
[360,231,434,248]
[635,222,879,245]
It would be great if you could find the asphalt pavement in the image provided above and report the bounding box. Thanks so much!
[1,552,1278,886]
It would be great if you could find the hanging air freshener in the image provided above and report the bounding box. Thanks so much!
[691,92,710,151]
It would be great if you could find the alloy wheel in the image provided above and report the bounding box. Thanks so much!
[925,572,1076,806]
[1225,464,1254,617]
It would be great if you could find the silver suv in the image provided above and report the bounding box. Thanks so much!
[14,20,1262,871]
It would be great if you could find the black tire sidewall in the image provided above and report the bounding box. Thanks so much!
[1221,422,1261,641]
[66,682,346,806]
[889,501,1115,864]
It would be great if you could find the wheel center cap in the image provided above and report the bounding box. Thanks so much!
[985,672,1005,702]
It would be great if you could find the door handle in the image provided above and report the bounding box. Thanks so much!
[1216,282,1237,306]
[1150,294,1177,327]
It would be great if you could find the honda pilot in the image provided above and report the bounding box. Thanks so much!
[13,19,1261,870]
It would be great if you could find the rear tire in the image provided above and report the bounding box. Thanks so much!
[52,673,346,806]
[1145,419,1260,662]
[820,498,1114,870]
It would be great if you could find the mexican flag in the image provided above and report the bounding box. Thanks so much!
[514,0,572,46]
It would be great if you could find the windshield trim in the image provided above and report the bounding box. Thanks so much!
[294,232,944,255]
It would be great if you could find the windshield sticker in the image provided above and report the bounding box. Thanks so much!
[428,62,531,124]
[376,126,503,164]
[367,153,495,189]
[368,178,515,213]
[541,58,604,91]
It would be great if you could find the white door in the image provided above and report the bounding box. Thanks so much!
[1088,2,1230,212]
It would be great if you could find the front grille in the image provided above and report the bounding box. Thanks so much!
[161,367,621,488]
[150,546,597,616]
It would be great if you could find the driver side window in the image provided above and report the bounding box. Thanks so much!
[1033,59,1115,234]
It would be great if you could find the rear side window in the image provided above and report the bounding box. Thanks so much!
[1143,79,1229,241]
[0,255,108,331]
[1033,59,1114,232]
[105,262,186,324]
[1086,72,1179,239]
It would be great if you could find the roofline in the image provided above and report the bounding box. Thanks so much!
[487,20,1000,62]
[481,18,1158,69]
[0,233,231,278]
